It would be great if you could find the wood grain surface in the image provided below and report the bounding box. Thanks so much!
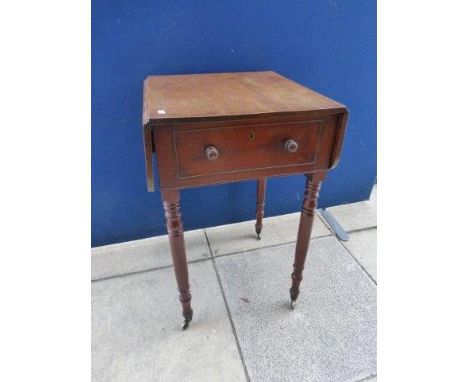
[143,71,346,124]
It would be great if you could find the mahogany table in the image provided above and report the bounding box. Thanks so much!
[142,71,348,329]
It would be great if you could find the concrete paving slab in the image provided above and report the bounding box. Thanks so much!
[270,212,332,241]
[91,229,210,281]
[342,229,377,283]
[324,199,376,233]
[206,212,331,257]
[215,236,377,382]
[92,261,246,382]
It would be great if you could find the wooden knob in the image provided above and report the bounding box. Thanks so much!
[284,139,298,153]
[205,145,219,161]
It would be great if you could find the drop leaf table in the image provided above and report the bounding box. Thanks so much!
[142,71,348,329]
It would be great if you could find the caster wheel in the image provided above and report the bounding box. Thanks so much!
[182,319,191,330]
[290,300,296,310]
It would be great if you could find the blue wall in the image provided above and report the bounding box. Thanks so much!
[92,0,376,247]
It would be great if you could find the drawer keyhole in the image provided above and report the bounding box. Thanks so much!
[249,131,255,141]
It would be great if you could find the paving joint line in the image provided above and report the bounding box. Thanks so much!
[92,225,375,283]
[92,221,376,380]
[317,211,376,236]
[345,226,377,235]
[92,232,336,282]
[336,236,376,285]
[316,212,376,284]
[355,373,377,382]
[204,229,251,382]
[209,233,332,259]
[91,256,212,283]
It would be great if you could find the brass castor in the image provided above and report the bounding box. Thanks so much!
[182,319,191,330]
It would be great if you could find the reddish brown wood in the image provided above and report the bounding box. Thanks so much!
[150,113,341,190]
[161,190,193,329]
[174,120,320,179]
[329,110,349,169]
[255,178,267,239]
[143,126,154,192]
[143,71,346,125]
[290,172,325,306]
[142,71,349,328]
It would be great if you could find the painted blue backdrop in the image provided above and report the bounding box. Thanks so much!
[92,0,376,247]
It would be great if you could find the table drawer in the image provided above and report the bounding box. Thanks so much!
[174,120,322,179]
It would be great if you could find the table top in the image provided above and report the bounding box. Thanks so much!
[143,71,346,125]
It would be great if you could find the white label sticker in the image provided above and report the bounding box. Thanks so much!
[157,109,166,115]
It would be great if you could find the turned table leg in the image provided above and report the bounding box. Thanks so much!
[289,173,324,309]
[255,177,267,239]
[161,190,193,329]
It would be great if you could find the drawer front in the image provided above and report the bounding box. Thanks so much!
[174,120,322,179]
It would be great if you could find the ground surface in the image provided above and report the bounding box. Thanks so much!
[92,187,377,382]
